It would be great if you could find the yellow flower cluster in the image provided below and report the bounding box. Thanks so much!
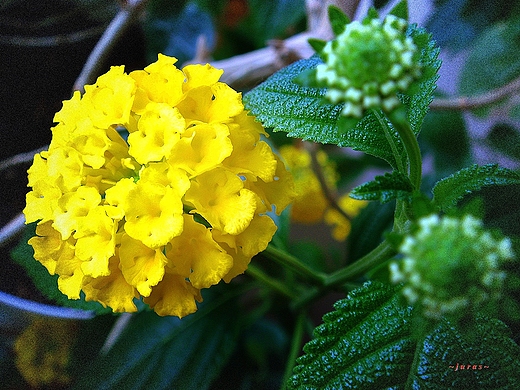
[24,54,294,317]
[14,318,76,388]
[279,145,366,241]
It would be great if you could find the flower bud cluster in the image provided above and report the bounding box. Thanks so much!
[316,15,422,117]
[390,214,513,320]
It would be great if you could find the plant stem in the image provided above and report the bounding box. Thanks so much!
[291,240,396,309]
[323,240,396,287]
[246,263,299,299]
[281,310,307,389]
[264,244,326,284]
[388,108,422,190]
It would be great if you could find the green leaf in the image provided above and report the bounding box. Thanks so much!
[347,200,395,261]
[389,0,408,20]
[486,123,520,161]
[307,38,326,54]
[419,107,471,177]
[71,286,243,390]
[425,0,520,52]
[459,16,520,101]
[10,224,110,314]
[350,171,413,203]
[432,164,520,211]
[287,281,520,389]
[404,24,441,135]
[236,0,306,48]
[243,55,406,169]
[328,5,350,36]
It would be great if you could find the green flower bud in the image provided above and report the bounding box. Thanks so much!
[316,15,422,117]
[390,214,513,321]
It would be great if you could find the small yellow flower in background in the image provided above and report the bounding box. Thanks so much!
[24,54,294,318]
[14,318,76,388]
[279,144,366,241]
[324,194,367,241]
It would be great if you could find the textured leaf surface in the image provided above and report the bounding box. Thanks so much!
[243,55,405,168]
[71,287,242,390]
[404,24,441,135]
[288,281,520,389]
[350,171,413,203]
[432,164,520,211]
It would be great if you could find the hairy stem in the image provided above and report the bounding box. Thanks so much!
[389,108,422,190]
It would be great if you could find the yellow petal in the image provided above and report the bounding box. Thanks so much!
[75,206,117,278]
[169,123,233,176]
[144,272,202,318]
[185,168,257,235]
[123,181,185,248]
[53,186,102,240]
[130,54,185,108]
[119,233,167,296]
[128,103,185,164]
[166,215,233,289]
[182,63,223,91]
[27,221,61,274]
[82,254,138,312]
[83,65,136,128]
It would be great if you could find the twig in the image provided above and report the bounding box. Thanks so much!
[0,25,106,47]
[0,213,25,248]
[305,142,351,222]
[73,0,150,92]
[0,145,48,173]
[430,74,520,111]
[99,312,133,355]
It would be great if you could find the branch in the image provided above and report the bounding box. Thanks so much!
[73,0,150,92]
[0,146,47,173]
[0,213,25,248]
[191,0,360,90]
[0,25,106,47]
[430,74,520,111]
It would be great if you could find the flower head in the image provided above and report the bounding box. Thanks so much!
[279,144,366,240]
[14,318,76,388]
[24,54,294,317]
[390,214,514,321]
[316,15,422,117]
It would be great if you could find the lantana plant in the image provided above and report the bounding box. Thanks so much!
[8,1,520,389]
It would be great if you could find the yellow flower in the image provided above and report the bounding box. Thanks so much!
[279,144,337,223]
[24,54,294,318]
[280,144,366,240]
[324,194,367,241]
[14,318,76,388]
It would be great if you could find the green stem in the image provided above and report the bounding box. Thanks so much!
[281,310,307,389]
[291,240,397,309]
[246,264,298,299]
[264,244,326,284]
[388,108,422,190]
[323,240,396,287]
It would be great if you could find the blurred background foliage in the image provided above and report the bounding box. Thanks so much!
[1,0,520,388]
